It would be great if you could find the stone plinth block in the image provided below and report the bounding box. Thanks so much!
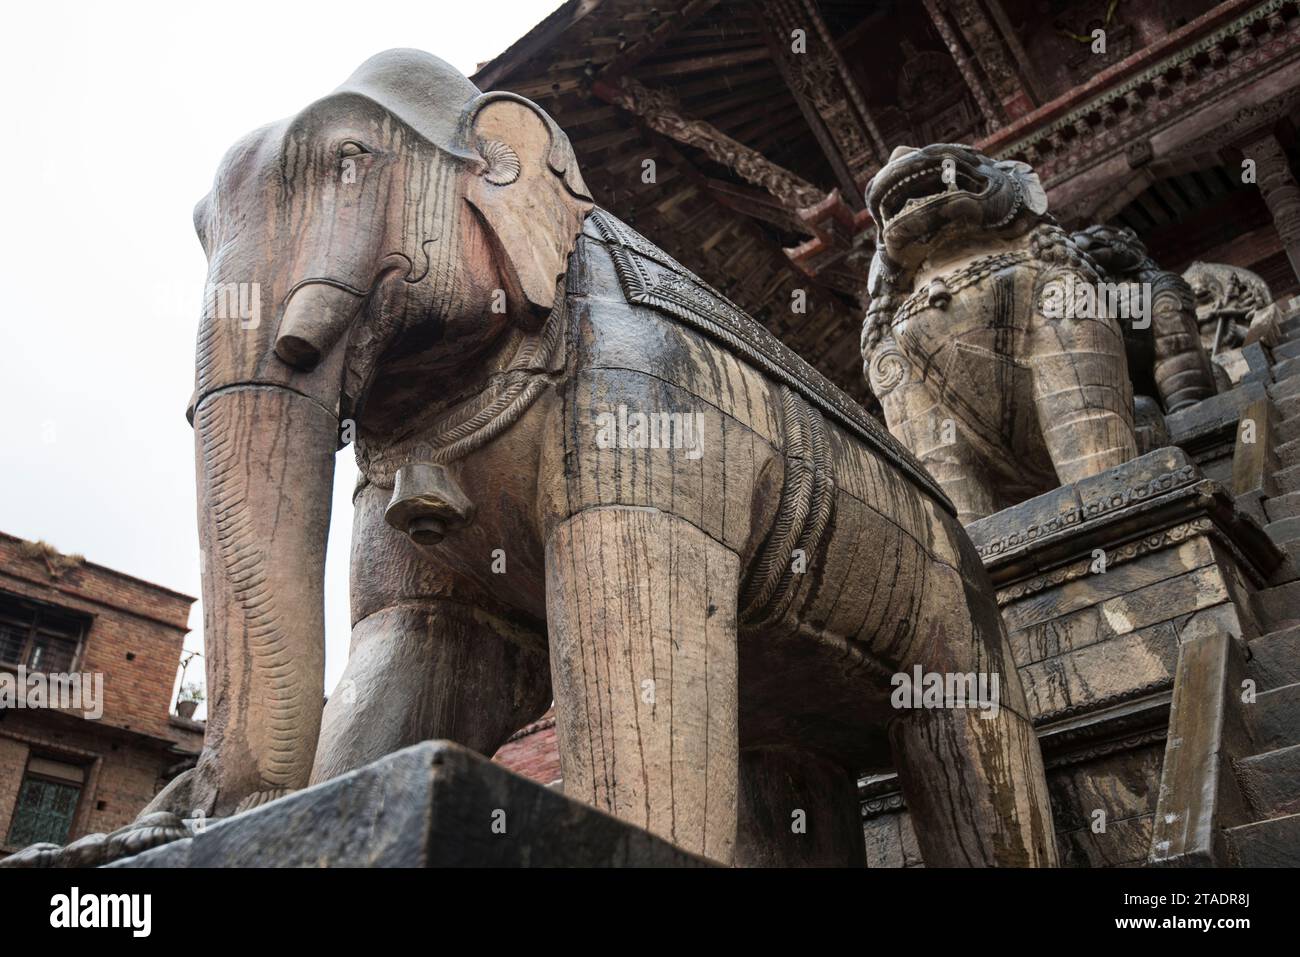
[107,742,712,868]
[965,446,1284,866]
[969,446,1282,724]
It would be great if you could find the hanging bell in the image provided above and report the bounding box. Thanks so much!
[384,462,474,546]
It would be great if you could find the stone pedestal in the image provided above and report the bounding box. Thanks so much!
[862,447,1285,867]
[107,742,712,868]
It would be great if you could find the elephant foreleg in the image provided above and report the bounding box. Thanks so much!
[545,506,740,864]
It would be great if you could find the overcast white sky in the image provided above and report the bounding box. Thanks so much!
[0,0,560,714]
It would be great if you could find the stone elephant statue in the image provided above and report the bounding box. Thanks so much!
[861,144,1140,525]
[139,51,1055,867]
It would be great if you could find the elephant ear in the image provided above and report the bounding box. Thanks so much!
[465,93,594,322]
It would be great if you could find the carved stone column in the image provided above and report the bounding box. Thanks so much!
[1240,130,1300,285]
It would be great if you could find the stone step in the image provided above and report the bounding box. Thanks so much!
[1266,491,1300,521]
[1273,356,1300,381]
[1265,516,1300,544]
[1253,580,1300,630]
[1226,812,1300,866]
[1275,463,1300,494]
[1278,394,1300,422]
[1276,415,1300,446]
[1236,744,1300,818]
[1249,624,1300,688]
[1274,338,1300,361]
[1271,376,1300,402]
[1245,682,1300,752]
[1275,437,1300,466]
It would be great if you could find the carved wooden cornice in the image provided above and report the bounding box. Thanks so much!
[983,0,1300,186]
[1241,129,1300,280]
[944,0,1034,120]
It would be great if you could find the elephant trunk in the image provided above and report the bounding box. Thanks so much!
[192,383,337,815]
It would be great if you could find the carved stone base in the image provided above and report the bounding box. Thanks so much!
[862,447,1285,867]
[106,742,712,868]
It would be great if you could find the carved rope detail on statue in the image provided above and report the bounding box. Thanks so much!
[889,250,1035,327]
[357,297,565,490]
[586,209,955,513]
[740,387,836,627]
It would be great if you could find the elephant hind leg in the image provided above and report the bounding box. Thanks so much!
[883,524,1057,867]
[310,599,551,785]
[736,746,866,867]
[889,697,1054,866]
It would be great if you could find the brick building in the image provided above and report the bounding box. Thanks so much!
[0,533,200,857]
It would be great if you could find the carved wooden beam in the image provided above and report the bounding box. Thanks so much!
[942,0,1034,120]
[473,0,607,90]
[758,0,887,207]
[593,75,826,210]
[921,0,1004,130]
[1239,129,1300,285]
[597,0,721,81]
[984,0,1046,106]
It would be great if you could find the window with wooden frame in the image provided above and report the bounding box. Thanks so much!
[0,592,88,674]
[5,756,86,848]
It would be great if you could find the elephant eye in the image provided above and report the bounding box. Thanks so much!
[339,141,370,158]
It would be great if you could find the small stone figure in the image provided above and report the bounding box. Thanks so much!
[1071,224,1216,415]
[1182,260,1276,354]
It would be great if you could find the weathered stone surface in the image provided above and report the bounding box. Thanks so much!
[1166,380,1267,453]
[1244,683,1300,753]
[1058,814,1155,868]
[1235,744,1300,818]
[1047,744,1164,835]
[1248,624,1300,687]
[108,742,712,868]
[1226,813,1300,867]
[861,145,1138,524]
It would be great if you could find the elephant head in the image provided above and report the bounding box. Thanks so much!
[182,49,592,816]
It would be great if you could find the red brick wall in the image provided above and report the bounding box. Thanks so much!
[0,710,189,850]
[492,709,562,786]
[0,533,194,740]
[0,534,199,854]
